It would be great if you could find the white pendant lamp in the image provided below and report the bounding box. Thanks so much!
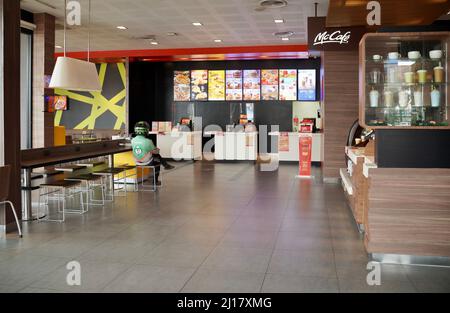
[50,0,101,92]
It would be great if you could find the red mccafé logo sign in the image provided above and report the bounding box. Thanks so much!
[308,17,367,51]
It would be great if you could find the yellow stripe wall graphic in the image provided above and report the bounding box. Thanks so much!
[54,63,126,130]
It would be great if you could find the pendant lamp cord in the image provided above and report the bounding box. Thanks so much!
[64,0,67,56]
[88,0,91,61]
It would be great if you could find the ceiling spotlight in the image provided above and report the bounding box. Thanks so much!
[259,0,288,9]
[116,26,128,30]
[274,31,294,38]
[214,39,222,43]
[274,19,285,23]
[282,37,290,41]
[55,45,62,49]
[150,41,159,45]
[192,22,203,26]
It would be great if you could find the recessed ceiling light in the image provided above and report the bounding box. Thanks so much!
[192,22,203,26]
[274,19,285,23]
[116,26,127,30]
[214,39,222,43]
[274,31,294,38]
[259,0,288,9]
[150,41,159,45]
[282,37,290,41]
[55,45,62,49]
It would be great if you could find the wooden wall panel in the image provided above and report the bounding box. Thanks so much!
[0,0,22,229]
[32,13,55,148]
[365,168,450,257]
[323,50,360,178]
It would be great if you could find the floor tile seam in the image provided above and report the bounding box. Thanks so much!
[325,200,341,292]
[177,221,234,293]
[259,194,290,293]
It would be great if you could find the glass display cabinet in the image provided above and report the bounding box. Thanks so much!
[359,32,450,129]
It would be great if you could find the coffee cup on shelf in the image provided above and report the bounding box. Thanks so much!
[434,66,444,83]
[388,52,401,60]
[398,90,409,108]
[429,50,443,60]
[413,91,423,107]
[384,90,394,108]
[417,70,428,83]
[372,54,382,61]
[408,51,421,60]
[404,72,415,84]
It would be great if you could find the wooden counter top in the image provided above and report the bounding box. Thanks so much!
[21,140,131,169]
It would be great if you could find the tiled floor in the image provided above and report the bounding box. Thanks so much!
[1,162,449,293]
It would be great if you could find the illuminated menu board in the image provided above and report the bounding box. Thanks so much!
[279,69,297,101]
[191,70,208,101]
[173,71,190,101]
[208,70,225,101]
[243,70,261,101]
[261,69,279,100]
[226,70,243,101]
[298,69,317,101]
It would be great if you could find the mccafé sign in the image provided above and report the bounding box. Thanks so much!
[313,30,351,46]
[308,17,367,51]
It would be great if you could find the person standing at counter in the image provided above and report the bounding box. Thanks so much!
[131,122,174,185]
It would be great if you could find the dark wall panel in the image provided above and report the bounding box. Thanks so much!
[129,58,321,133]
[376,130,450,168]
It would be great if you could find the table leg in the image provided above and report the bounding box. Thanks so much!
[108,154,114,192]
[22,168,32,221]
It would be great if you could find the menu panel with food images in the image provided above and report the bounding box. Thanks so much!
[279,69,297,101]
[298,69,317,101]
[226,70,243,101]
[261,69,279,100]
[191,70,208,101]
[208,70,225,101]
[243,70,261,101]
[173,71,191,101]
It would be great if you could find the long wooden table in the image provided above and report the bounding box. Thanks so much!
[20,140,131,221]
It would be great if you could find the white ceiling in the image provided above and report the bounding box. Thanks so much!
[20,0,329,52]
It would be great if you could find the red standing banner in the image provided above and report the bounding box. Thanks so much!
[298,134,313,177]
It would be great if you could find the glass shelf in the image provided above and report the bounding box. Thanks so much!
[366,57,445,65]
[367,82,448,87]
[360,32,449,129]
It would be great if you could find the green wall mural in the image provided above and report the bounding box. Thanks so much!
[54,62,126,130]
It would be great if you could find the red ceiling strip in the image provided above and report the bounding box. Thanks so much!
[54,44,309,60]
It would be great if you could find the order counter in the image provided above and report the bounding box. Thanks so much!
[269,132,323,162]
[150,131,202,160]
[343,146,450,262]
[205,131,258,161]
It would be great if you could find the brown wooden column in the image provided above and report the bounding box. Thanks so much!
[322,50,360,179]
[32,13,55,148]
[0,0,21,231]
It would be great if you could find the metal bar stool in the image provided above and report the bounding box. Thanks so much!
[37,180,85,223]
[92,167,127,201]
[54,164,86,172]
[115,164,138,192]
[0,165,22,237]
[65,174,106,210]
[135,165,161,192]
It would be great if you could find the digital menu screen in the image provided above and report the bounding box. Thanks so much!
[279,69,297,101]
[298,69,317,101]
[208,70,225,101]
[261,69,279,100]
[174,71,190,101]
[226,70,243,101]
[191,70,208,101]
[243,70,261,101]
